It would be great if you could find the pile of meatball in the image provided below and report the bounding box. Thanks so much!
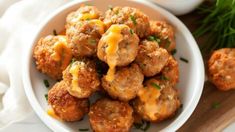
[33,5,181,132]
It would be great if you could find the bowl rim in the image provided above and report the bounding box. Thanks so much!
[22,0,205,131]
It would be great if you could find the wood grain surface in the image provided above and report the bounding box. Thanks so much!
[177,12,235,132]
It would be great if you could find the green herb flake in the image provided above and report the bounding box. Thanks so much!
[130,15,137,25]
[212,102,220,109]
[147,35,161,43]
[164,38,171,49]
[85,3,92,6]
[130,29,134,35]
[115,10,119,15]
[150,82,161,90]
[53,29,58,36]
[79,128,89,131]
[134,120,151,131]
[108,5,113,10]
[70,58,76,65]
[155,36,161,43]
[88,39,97,45]
[147,36,155,41]
[171,49,177,55]
[180,57,189,63]
[43,79,50,88]
[160,75,169,81]
[44,94,48,101]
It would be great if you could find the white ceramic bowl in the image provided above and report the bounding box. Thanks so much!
[149,0,204,15]
[23,0,205,131]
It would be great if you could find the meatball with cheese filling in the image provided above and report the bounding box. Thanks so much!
[208,48,235,91]
[63,59,100,98]
[149,21,176,52]
[97,24,139,66]
[66,5,102,28]
[89,98,134,132]
[97,24,139,82]
[104,6,150,38]
[102,63,144,101]
[66,19,105,57]
[33,35,72,80]
[135,40,170,77]
[48,81,89,121]
[133,78,180,122]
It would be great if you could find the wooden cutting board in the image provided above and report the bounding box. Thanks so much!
[177,12,235,132]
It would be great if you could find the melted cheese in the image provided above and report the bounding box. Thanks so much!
[89,19,105,34]
[69,62,84,95]
[78,12,98,21]
[47,109,60,120]
[51,36,72,70]
[103,24,128,82]
[138,85,161,119]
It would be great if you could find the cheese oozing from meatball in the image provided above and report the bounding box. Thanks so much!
[69,62,85,94]
[78,11,98,21]
[51,36,72,70]
[89,19,105,34]
[103,24,128,82]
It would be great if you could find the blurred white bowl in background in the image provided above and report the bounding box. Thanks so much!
[149,0,204,15]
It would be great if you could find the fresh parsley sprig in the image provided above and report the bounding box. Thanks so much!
[194,0,235,52]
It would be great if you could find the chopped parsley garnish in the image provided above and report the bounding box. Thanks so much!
[164,38,171,49]
[130,15,137,25]
[180,57,189,63]
[150,82,161,90]
[130,29,134,35]
[212,102,220,109]
[147,35,161,43]
[160,75,169,81]
[147,36,155,41]
[134,120,150,131]
[44,94,48,101]
[86,18,91,21]
[70,58,76,65]
[108,5,113,10]
[53,29,58,36]
[88,39,97,45]
[43,79,50,88]
[79,128,89,131]
[171,49,177,55]
[115,10,119,15]
[85,3,92,6]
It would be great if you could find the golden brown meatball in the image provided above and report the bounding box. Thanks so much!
[102,64,144,101]
[104,6,150,38]
[48,81,89,121]
[63,59,100,98]
[150,21,176,52]
[66,5,102,28]
[33,35,72,80]
[89,98,134,132]
[133,78,180,122]
[135,40,170,77]
[161,55,179,86]
[66,19,105,57]
[97,24,139,67]
[208,48,235,91]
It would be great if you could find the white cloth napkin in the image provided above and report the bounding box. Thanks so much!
[0,0,71,128]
